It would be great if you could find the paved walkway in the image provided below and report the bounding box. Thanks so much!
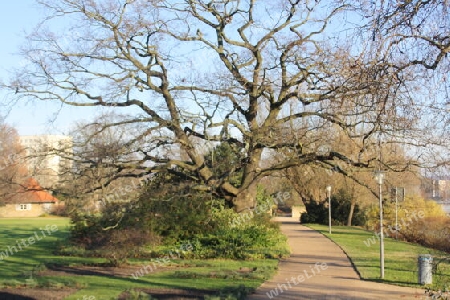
[246,217,427,300]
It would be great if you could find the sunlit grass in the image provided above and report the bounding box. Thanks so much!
[0,218,279,299]
[307,224,450,290]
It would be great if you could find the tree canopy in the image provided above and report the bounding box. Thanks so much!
[3,0,449,211]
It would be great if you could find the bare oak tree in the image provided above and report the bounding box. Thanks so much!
[4,0,449,211]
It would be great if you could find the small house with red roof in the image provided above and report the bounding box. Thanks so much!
[0,178,59,217]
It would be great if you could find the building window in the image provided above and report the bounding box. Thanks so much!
[17,204,31,211]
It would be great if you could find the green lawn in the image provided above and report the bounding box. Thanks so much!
[0,218,279,299]
[0,218,98,278]
[307,224,450,289]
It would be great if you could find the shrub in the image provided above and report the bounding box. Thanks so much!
[67,172,214,262]
[365,196,446,232]
[365,196,450,252]
[401,216,450,253]
[188,201,289,259]
[67,203,160,265]
[127,182,215,243]
[50,203,68,216]
[300,189,365,226]
[300,201,327,224]
[67,171,289,261]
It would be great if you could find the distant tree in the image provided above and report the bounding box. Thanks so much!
[285,127,431,226]
[57,113,149,212]
[300,188,365,226]
[0,123,29,203]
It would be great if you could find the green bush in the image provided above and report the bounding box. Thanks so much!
[67,171,289,261]
[300,189,365,226]
[129,176,288,259]
[187,202,289,259]
[300,201,327,224]
[66,204,159,265]
[126,180,215,243]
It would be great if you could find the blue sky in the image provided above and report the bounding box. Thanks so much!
[0,1,89,136]
[0,1,358,138]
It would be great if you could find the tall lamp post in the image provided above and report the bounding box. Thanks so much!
[394,187,398,240]
[326,185,332,234]
[374,171,385,279]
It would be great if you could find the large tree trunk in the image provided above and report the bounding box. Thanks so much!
[231,148,262,212]
[233,183,258,213]
[347,199,356,226]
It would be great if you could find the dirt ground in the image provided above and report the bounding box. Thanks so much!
[118,288,217,300]
[0,287,215,300]
[41,263,157,278]
[0,289,77,300]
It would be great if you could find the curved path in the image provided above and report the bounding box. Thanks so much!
[246,217,426,300]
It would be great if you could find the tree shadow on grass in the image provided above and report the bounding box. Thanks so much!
[0,292,35,300]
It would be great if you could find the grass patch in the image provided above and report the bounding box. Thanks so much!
[307,224,450,290]
[0,218,101,278]
[0,218,279,299]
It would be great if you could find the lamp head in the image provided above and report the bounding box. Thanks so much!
[374,171,384,185]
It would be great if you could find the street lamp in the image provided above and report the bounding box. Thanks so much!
[326,185,332,234]
[394,187,398,240]
[374,171,385,279]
